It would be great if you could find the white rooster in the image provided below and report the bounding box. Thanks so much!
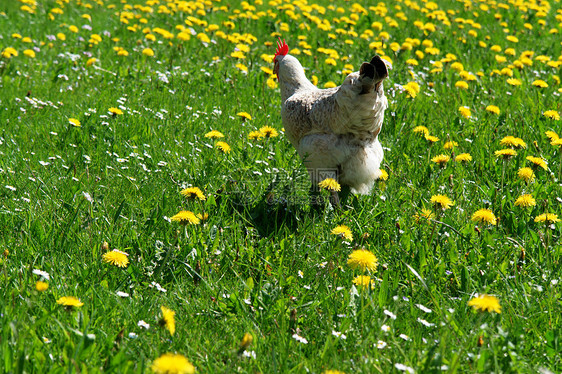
[273,39,389,200]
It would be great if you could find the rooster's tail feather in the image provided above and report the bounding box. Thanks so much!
[359,56,389,94]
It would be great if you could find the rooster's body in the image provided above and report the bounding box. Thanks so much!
[274,40,389,195]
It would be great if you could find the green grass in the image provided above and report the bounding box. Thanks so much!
[1,0,561,372]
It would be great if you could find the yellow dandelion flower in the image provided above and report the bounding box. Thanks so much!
[471,209,497,225]
[450,62,464,72]
[259,126,279,138]
[526,156,547,170]
[197,33,210,43]
[495,55,507,64]
[160,306,176,336]
[260,66,273,75]
[86,57,97,66]
[379,169,388,181]
[204,130,224,139]
[36,281,49,292]
[347,249,378,272]
[532,80,548,88]
[237,112,252,120]
[196,212,209,222]
[1,47,18,58]
[455,153,472,162]
[545,131,559,141]
[260,53,274,63]
[543,110,560,121]
[90,34,102,44]
[266,77,278,89]
[151,353,195,374]
[231,51,246,59]
[215,141,231,153]
[68,118,81,127]
[514,194,536,208]
[443,141,458,149]
[551,138,562,147]
[430,194,454,210]
[331,225,353,241]
[352,275,375,290]
[458,106,471,118]
[414,208,434,223]
[534,213,560,224]
[180,187,206,201]
[324,81,337,88]
[109,107,123,116]
[431,154,450,166]
[455,80,469,89]
[403,81,420,98]
[102,249,130,268]
[176,32,189,41]
[23,49,36,58]
[500,136,526,148]
[468,294,501,314]
[485,105,500,115]
[248,130,265,140]
[139,47,154,56]
[170,210,201,225]
[235,63,248,72]
[517,167,535,182]
[506,78,522,86]
[413,126,429,136]
[425,134,440,143]
[460,71,477,81]
[319,178,341,192]
[56,296,84,308]
[311,75,319,86]
[494,149,517,159]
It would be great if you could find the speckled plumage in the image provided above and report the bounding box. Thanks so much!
[275,53,389,194]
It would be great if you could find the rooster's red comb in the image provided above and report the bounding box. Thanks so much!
[274,38,289,59]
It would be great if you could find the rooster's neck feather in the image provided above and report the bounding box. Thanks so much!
[278,55,317,102]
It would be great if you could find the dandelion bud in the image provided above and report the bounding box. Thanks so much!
[239,333,253,351]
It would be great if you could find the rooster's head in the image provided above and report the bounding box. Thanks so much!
[273,38,289,77]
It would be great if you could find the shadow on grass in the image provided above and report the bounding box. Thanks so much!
[218,180,359,239]
[217,176,323,238]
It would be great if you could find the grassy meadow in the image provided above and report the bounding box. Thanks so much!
[1,0,562,372]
